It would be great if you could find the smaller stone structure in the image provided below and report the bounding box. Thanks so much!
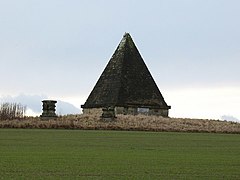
[40,100,57,119]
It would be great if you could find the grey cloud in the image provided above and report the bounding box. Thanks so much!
[221,115,239,123]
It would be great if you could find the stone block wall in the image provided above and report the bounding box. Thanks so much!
[83,106,169,117]
[149,108,169,117]
[82,108,102,116]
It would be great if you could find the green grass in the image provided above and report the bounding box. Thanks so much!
[0,129,239,179]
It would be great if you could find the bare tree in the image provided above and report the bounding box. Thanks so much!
[0,103,26,120]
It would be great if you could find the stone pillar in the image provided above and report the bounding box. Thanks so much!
[40,100,57,118]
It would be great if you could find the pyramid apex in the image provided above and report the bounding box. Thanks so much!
[118,32,133,50]
[123,32,130,37]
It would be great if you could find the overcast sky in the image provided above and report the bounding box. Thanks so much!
[0,0,240,121]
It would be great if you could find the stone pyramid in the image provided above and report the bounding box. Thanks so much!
[81,33,170,116]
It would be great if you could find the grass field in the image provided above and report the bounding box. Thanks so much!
[0,129,239,179]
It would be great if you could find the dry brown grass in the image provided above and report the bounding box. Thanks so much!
[0,114,239,134]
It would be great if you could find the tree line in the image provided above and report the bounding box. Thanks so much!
[0,103,26,120]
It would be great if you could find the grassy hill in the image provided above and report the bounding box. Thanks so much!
[0,114,239,134]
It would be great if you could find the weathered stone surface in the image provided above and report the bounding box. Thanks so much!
[81,33,171,117]
[101,106,116,121]
[40,100,57,119]
[82,108,102,115]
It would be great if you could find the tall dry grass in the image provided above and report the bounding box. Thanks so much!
[0,114,239,134]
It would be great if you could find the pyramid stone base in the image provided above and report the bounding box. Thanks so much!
[82,106,169,117]
[82,108,102,115]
